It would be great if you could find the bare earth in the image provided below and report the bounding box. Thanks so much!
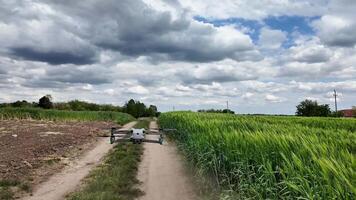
[137,121,197,200]
[0,119,116,183]
[21,121,137,200]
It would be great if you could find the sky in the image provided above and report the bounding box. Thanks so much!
[0,0,355,114]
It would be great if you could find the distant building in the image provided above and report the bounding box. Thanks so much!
[339,108,355,117]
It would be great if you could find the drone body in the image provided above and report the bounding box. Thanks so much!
[130,128,145,143]
[109,127,175,145]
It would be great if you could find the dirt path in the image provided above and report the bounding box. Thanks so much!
[22,121,137,200]
[137,121,197,200]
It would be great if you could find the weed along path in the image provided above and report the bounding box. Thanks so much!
[137,121,197,200]
[22,121,137,200]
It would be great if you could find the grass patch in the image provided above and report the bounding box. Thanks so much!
[67,143,143,200]
[0,187,14,200]
[44,158,61,165]
[134,118,151,129]
[0,107,134,125]
[0,179,19,200]
[0,180,20,187]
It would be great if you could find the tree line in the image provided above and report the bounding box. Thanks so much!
[0,95,159,118]
[295,99,350,117]
[198,109,235,114]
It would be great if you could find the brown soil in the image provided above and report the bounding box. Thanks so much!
[21,121,137,200]
[137,121,198,200]
[0,119,116,196]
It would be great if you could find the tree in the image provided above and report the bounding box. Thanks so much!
[296,99,331,117]
[123,99,158,118]
[11,100,32,107]
[146,105,158,117]
[198,109,235,114]
[38,95,53,109]
[316,104,332,117]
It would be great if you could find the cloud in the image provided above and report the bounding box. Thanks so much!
[20,65,112,89]
[291,80,356,93]
[289,41,332,63]
[258,27,287,49]
[10,47,96,65]
[178,0,327,20]
[242,92,254,100]
[177,61,258,84]
[34,0,257,63]
[312,15,356,47]
[265,94,286,103]
[127,85,150,95]
[0,0,356,114]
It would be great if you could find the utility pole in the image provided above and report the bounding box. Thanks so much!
[226,101,229,110]
[173,106,175,111]
[333,89,338,113]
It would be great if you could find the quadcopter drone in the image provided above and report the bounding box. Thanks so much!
[109,127,176,145]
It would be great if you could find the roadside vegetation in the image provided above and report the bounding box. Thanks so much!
[0,107,134,125]
[134,118,152,129]
[159,112,356,199]
[0,95,159,118]
[68,119,150,200]
[68,143,143,200]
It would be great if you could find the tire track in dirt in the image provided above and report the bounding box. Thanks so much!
[21,121,137,200]
[137,121,197,200]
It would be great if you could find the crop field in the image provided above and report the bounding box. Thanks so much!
[159,112,356,199]
[0,108,134,200]
[0,108,134,125]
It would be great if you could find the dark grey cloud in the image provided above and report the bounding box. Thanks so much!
[136,75,163,86]
[21,66,111,88]
[0,67,7,74]
[0,0,257,64]
[45,67,111,84]
[10,47,96,65]
[41,0,255,63]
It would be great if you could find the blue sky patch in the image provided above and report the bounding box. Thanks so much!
[264,15,320,35]
[194,16,263,42]
[194,15,320,47]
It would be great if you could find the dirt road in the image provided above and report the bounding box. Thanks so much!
[137,121,197,200]
[22,121,137,200]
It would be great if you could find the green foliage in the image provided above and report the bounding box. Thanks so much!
[68,143,143,200]
[59,100,122,112]
[123,99,158,118]
[38,95,53,109]
[0,179,19,200]
[198,109,235,114]
[296,99,331,117]
[159,112,356,199]
[0,98,159,118]
[0,107,134,125]
[133,118,151,129]
[146,105,158,117]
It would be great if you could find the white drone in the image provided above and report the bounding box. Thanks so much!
[109,127,176,145]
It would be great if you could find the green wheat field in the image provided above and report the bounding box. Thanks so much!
[159,112,356,199]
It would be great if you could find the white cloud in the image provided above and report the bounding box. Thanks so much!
[0,0,356,114]
[259,27,287,49]
[289,41,332,63]
[127,85,149,95]
[265,94,286,103]
[178,0,327,20]
[312,15,356,47]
